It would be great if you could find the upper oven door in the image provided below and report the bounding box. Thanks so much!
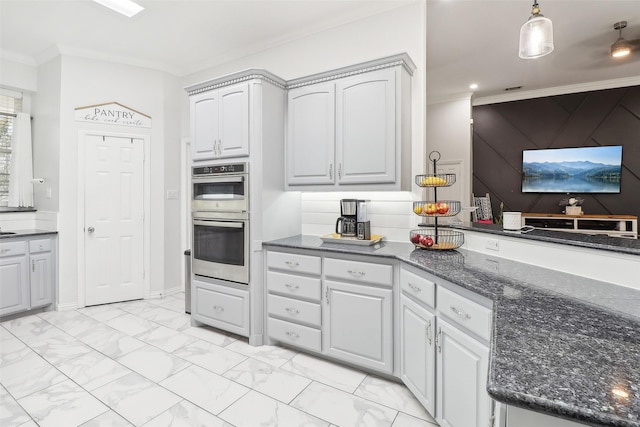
[192,174,248,212]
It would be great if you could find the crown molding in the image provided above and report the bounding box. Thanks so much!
[286,53,416,90]
[472,76,640,106]
[0,50,37,67]
[184,69,287,95]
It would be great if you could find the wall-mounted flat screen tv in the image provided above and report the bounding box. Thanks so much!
[522,146,622,193]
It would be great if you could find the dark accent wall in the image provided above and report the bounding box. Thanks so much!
[472,85,640,223]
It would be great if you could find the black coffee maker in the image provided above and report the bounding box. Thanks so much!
[336,199,357,237]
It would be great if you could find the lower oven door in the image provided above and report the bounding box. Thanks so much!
[192,217,249,284]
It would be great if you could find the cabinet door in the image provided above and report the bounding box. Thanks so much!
[400,295,436,415]
[30,252,53,309]
[218,83,250,158]
[191,91,220,161]
[0,256,29,316]
[335,68,396,185]
[436,319,490,427]
[286,83,335,185]
[323,280,393,373]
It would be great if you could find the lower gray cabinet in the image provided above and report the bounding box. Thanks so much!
[400,294,436,415]
[323,279,393,374]
[192,277,250,337]
[0,236,55,317]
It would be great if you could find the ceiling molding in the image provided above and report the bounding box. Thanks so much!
[427,92,473,106]
[472,76,640,106]
[0,50,37,67]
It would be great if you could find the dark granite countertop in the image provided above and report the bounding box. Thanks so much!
[0,229,58,239]
[264,235,640,427]
[449,222,640,256]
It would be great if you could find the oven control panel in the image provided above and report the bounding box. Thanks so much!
[193,163,246,176]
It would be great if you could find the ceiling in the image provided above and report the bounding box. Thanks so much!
[1,0,640,100]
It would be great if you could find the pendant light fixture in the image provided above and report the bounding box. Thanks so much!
[611,21,632,58]
[519,1,554,59]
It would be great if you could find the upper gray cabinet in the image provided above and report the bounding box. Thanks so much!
[186,70,286,162]
[286,54,415,191]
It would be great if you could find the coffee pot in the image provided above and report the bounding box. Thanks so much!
[335,199,358,237]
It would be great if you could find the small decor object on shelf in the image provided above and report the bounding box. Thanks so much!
[559,196,584,216]
[411,151,464,250]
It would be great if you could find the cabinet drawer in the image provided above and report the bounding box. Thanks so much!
[438,287,492,342]
[29,239,51,254]
[268,317,321,352]
[400,267,435,309]
[268,294,321,326]
[195,285,248,331]
[267,271,321,301]
[267,251,321,275]
[0,240,27,258]
[324,258,393,286]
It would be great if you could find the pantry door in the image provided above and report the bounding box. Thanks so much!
[84,134,144,306]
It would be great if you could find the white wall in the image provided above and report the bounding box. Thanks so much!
[182,2,427,243]
[42,55,183,307]
[0,56,37,93]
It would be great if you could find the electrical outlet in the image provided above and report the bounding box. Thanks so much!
[166,190,179,200]
[485,239,500,251]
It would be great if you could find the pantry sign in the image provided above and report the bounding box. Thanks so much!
[75,102,151,128]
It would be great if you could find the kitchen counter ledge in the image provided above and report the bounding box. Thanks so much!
[264,235,640,427]
[0,229,58,239]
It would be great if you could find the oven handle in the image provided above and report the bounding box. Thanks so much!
[193,176,244,184]
[193,219,244,228]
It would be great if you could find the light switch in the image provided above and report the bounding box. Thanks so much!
[166,190,179,199]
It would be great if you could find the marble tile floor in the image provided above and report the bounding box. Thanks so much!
[0,293,439,427]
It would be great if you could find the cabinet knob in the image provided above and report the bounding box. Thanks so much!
[87,227,95,233]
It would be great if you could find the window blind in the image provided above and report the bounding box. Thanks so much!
[0,94,23,205]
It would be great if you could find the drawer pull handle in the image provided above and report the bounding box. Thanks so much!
[285,307,300,315]
[213,305,224,312]
[347,270,366,277]
[284,283,299,290]
[408,283,421,293]
[450,305,471,320]
[285,261,300,268]
[426,320,432,346]
[285,331,299,339]
[436,327,442,353]
[0,248,9,254]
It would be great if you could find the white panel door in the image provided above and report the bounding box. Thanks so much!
[286,83,335,185]
[85,135,144,306]
[336,68,396,185]
[436,318,490,427]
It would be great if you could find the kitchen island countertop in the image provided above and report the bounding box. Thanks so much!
[264,234,640,427]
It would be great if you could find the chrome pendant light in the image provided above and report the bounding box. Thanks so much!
[519,1,554,59]
[611,21,632,58]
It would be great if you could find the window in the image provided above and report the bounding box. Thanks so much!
[0,94,22,206]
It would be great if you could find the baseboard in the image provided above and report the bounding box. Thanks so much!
[56,301,78,311]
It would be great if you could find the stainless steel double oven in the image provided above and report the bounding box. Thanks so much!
[191,163,249,285]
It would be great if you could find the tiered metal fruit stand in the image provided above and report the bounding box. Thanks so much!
[410,151,464,250]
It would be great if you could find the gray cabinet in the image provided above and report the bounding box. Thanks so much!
[0,236,55,317]
[190,82,250,161]
[286,54,415,191]
[192,277,249,337]
[323,279,393,373]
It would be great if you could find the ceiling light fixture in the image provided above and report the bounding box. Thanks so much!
[469,83,478,90]
[93,0,144,17]
[611,21,632,58]
[519,1,554,59]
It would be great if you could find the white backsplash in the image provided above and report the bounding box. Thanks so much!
[301,191,423,242]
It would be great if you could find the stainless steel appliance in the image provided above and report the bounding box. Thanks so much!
[357,200,371,240]
[335,199,371,239]
[192,163,248,213]
[336,199,358,237]
[191,163,250,284]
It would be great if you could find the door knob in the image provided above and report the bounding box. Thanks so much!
[87,227,95,233]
